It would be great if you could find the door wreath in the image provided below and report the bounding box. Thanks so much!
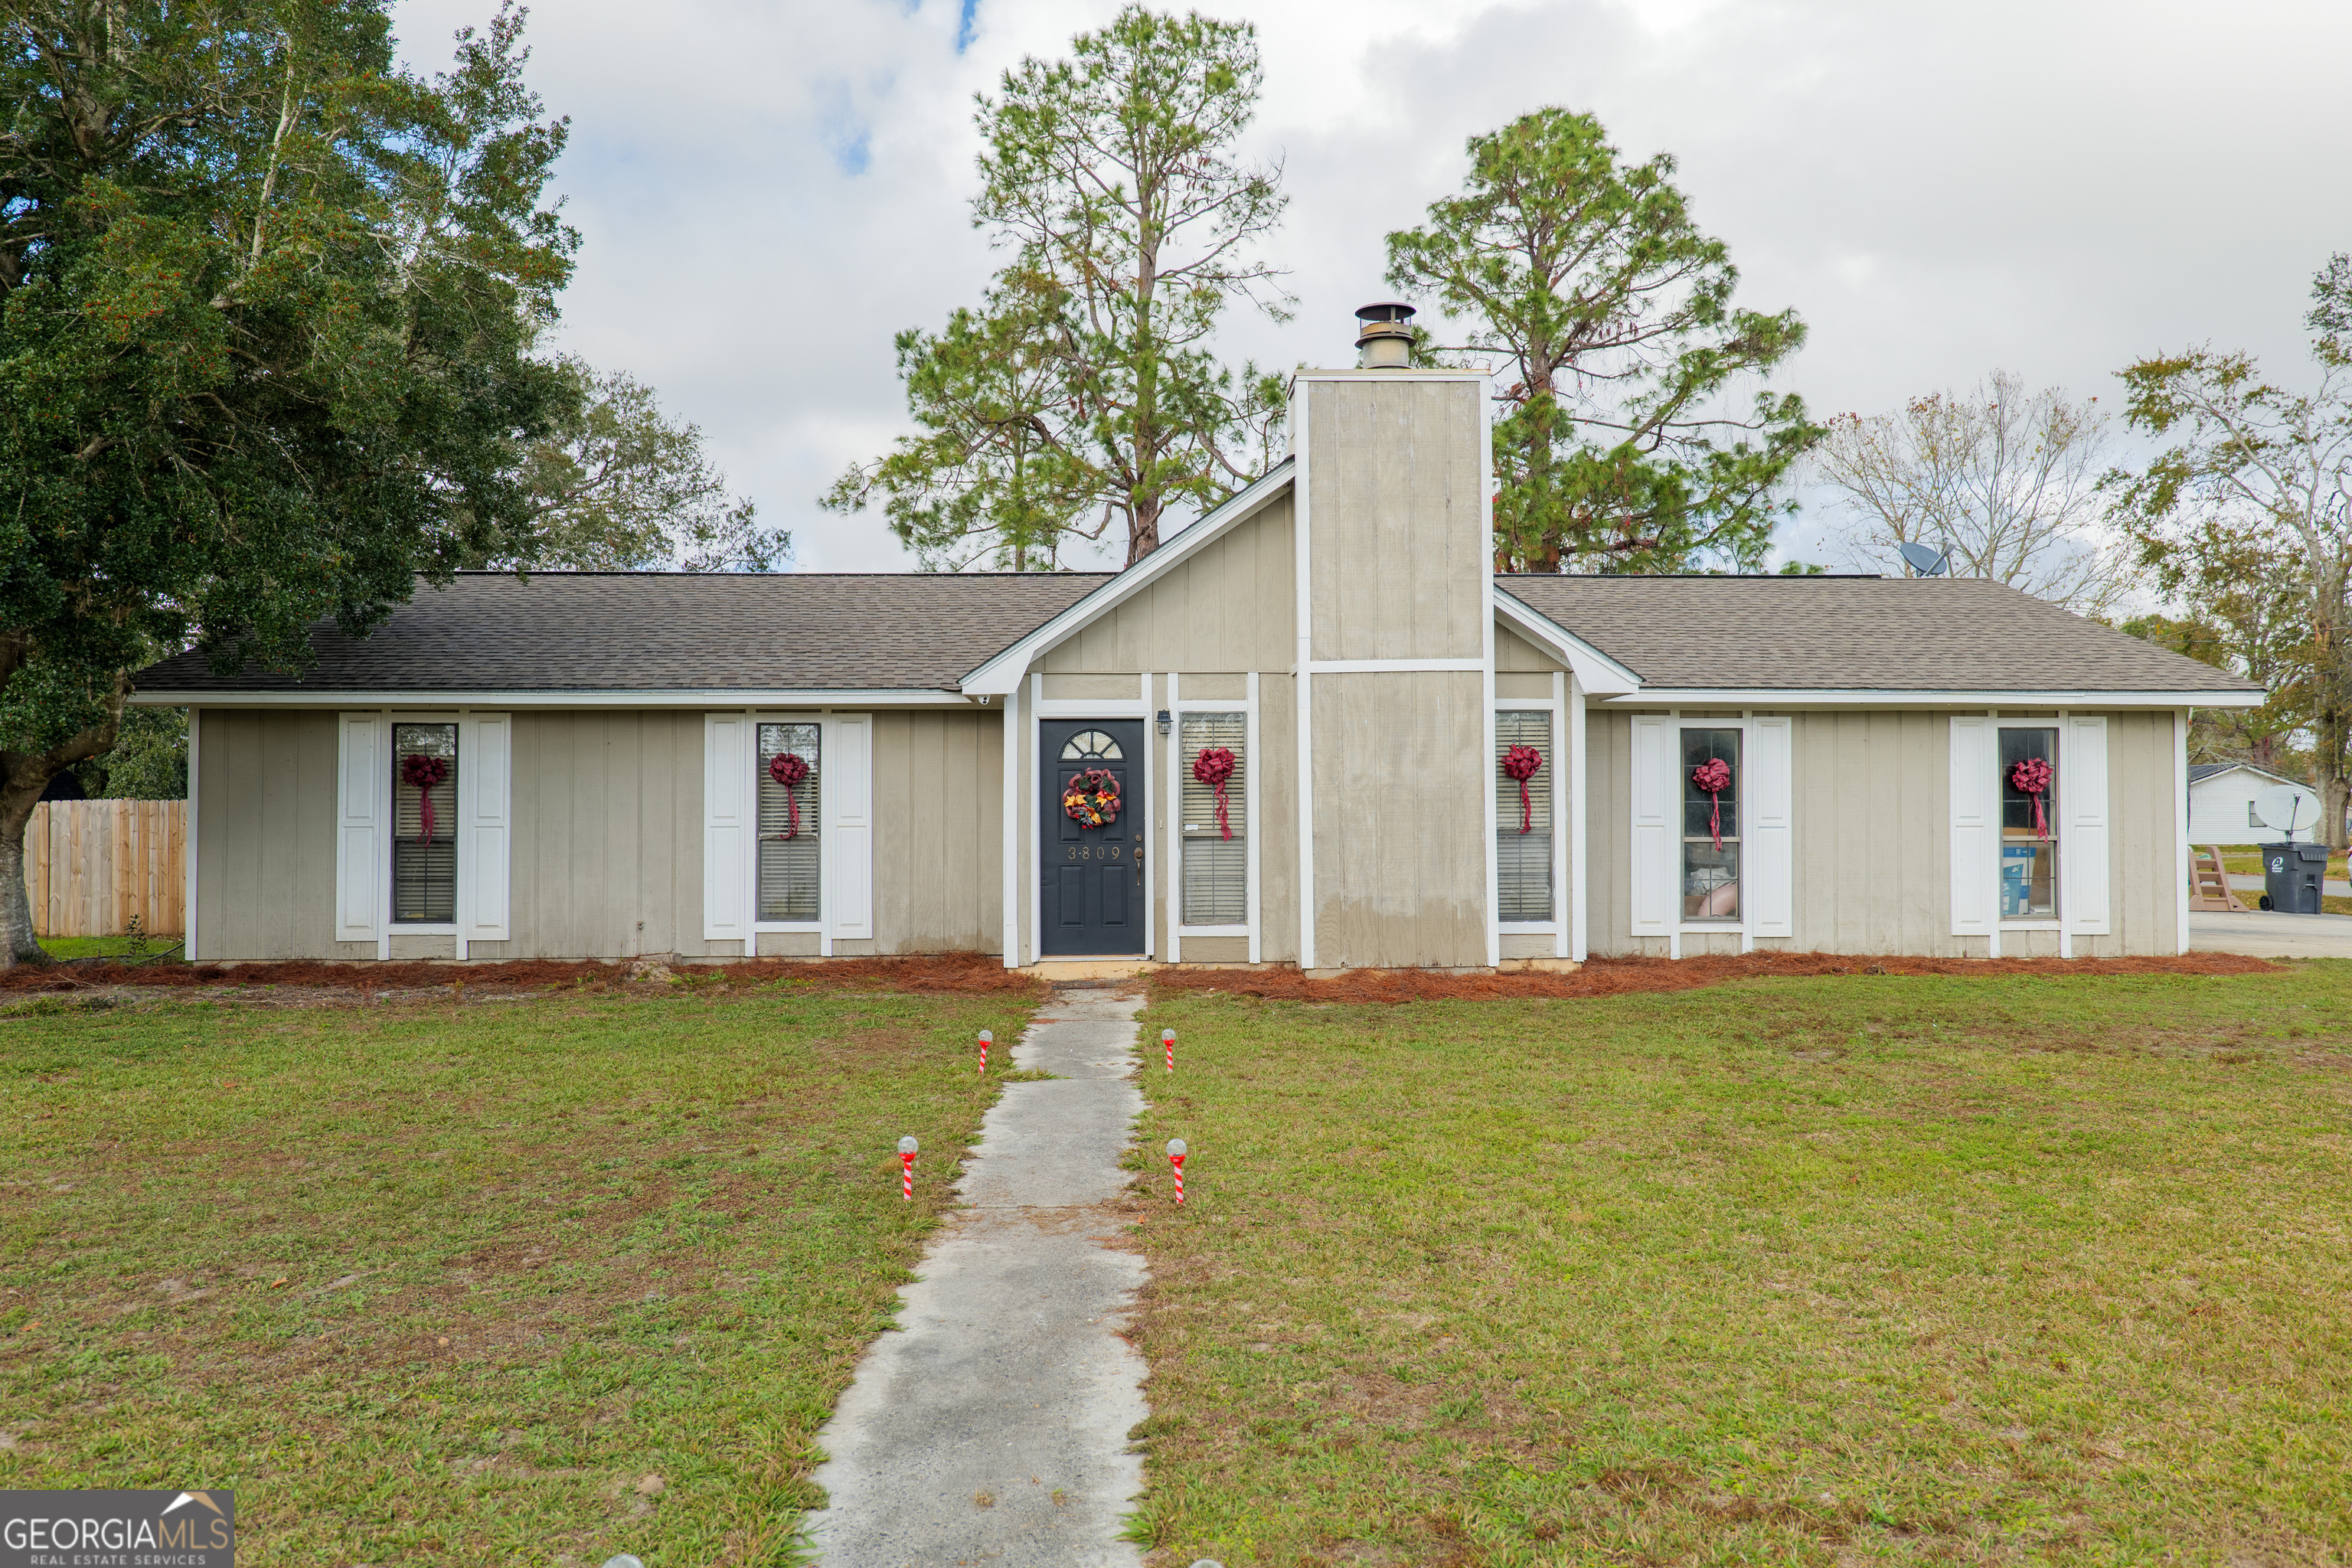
[1063,768,1122,828]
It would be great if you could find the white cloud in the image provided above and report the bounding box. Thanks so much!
[394,0,2352,571]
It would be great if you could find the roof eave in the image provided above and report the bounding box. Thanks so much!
[129,687,984,709]
[1598,687,2266,710]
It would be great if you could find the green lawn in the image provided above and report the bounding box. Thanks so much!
[1130,965,2352,1566]
[2219,849,2347,880]
[0,982,1036,1565]
[35,934,184,962]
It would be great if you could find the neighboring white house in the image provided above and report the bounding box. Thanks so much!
[2188,763,2324,844]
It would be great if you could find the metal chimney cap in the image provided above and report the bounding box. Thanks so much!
[1355,301,1416,324]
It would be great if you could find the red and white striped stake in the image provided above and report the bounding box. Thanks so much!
[898,1135,917,1201]
[1166,1138,1187,1204]
[1163,1027,1175,1074]
[978,1029,991,1076]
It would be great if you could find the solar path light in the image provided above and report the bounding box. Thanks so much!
[1163,1027,1175,1073]
[1166,1138,1187,1204]
[979,1028,991,1075]
[898,1136,917,1200]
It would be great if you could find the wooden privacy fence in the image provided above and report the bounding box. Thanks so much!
[24,800,186,938]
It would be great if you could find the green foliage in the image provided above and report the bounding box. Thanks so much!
[1385,108,1819,573]
[0,0,581,957]
[2108,254,2352,838]
[77,704,188,799]
[502,359,785,571]
[828,5,1289,570]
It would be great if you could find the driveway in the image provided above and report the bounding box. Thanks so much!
[2190,910,2352,959]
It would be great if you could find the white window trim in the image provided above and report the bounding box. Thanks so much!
[1001,681,1023,969]
[387,710,463,951]
[750,710,826,935]
[1996,714,2068,957]
[1567,671,1588,962]
[1493,694,1563,938]
[1673,714,1755,953]
[1168,675,1259,955]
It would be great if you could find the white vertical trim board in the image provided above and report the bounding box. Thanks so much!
[1001,684,1021,968]
[1552,672,1570,959]
[1628,714,1672,941]
[1749,716,1795,941]
[335,711,385,948]
[702,712,753,945]
[457,713,513,948]
[1027,673,1042,965]
[1567,677,1588,963]
[827,713,874,942]
[2064,714,2112,937]
[1246,671,1263,965]
[185,707,201,962]
[1949,716,1996,948]
[2173,710,2192,959]
[1165,673,1182,964]
[1293,378,1317,971]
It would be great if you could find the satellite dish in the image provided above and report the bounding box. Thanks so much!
[2252,784,2317,837]
[1896,541,1949,577]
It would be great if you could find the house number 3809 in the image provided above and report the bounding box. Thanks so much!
[1064,846,1122,860]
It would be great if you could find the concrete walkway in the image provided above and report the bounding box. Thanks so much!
[2190,910,2352,959]
[805,987,1148,1568]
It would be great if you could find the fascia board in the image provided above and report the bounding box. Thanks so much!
[1599,688,2267,710]
[959,460,1296,695]
[126,688,982,709]
[1491,589,1643,695]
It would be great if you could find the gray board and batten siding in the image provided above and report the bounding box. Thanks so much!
[193,707,1002,962]
[1584,707,2184,959]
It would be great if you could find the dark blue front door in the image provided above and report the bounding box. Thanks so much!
[1041,720,1145,955]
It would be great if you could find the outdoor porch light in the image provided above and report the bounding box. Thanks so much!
[1156,708,1172,736]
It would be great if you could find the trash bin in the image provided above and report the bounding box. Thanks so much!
[2259,841,2328,914]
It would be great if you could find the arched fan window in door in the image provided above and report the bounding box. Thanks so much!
[1059,730,1124,762]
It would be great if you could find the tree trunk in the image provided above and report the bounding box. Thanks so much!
[1129,493,1161,565]
[0,760,56,968]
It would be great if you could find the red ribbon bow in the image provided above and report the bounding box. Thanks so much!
[769,751,810,839]
[1191,746,1236,840]
[1502,745,1544,834]
[399,753,449,844]
[1691,757,1731,851]
[2008,757,2052,839]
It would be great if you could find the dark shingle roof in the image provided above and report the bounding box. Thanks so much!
[1500,575,2261,695]
[135,572,1112,694]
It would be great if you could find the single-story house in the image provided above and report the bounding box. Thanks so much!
[132,312,2263,969]
[2187,762,2327,846]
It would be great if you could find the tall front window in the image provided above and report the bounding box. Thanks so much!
[1999,727,2058,918]
[392,723,458,923]
[1681,727,1740,923]
[758,723,822,921]
[1179,714,1246,924]
[1496,710,1553,921]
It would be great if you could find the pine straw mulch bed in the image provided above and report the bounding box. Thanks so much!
[1152,949,2285,1004]
[0,949,1044,1002]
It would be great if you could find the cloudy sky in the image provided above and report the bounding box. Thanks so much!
[391,0,2352,572]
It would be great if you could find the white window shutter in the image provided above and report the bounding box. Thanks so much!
[828,714,874,940]
[1750,716,1795,939]
[459,714,512,942]
[2066,715,2112,936]
[1628,715,1671,936]
[704,714,753,942]
[335,713,384,944]
[1949,717,1994,936]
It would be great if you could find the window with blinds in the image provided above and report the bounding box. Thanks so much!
[392,722,458,924]
[1495,710,1553,922]
[1179,712,1246,926]
[757,722,822,922]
